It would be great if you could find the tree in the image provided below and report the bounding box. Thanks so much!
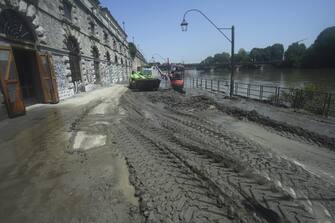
[284,43,306,68]
[128,42,137,59]
[235,48,250,63]
[200,52,230,65]
[213,52,230,64]
[249,48,269,62]
[302,26,335,68]
[201,56,215,65]
[270,43,284,61]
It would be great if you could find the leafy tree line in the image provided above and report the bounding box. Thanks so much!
[200,26,335,69]
[200,43,284,67]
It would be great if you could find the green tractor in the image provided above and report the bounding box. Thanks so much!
[129,68,161,91]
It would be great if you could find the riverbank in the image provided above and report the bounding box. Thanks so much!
[186,87,335,150]
[185,68,335,93]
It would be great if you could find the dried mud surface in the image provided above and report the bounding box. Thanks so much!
[110,89,335,223]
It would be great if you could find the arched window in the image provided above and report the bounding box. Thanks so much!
[63,1,72,21]
[106,51,111,65]
[114,55,118,64]
[66,36,81,82]
[0,9,36,42]
[92,46,100,83]
[103,31,108,44]
[113,39,117,50]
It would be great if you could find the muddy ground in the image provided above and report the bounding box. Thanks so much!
[1,85,335,223]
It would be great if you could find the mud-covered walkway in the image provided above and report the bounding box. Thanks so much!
[0,86,143,223]
[0,85,334,222]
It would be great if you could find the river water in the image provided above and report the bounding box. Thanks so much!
[185,68,335,93]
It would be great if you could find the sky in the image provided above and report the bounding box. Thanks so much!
[101,0,335,63]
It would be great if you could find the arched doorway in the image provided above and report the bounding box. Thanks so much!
[0,9,41,112]
[92,46,100,83]
[66,36,81,83]
[0,9,39,105]
[0,9,36,42]
[0,9,58,118]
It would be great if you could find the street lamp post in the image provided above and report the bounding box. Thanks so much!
[180,9,235,97]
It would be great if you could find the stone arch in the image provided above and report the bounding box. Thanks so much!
[66,35,80,54]
[0,8,36,43]
[91,45,99,59]
[65,35,82,82]
[0,1,47,44]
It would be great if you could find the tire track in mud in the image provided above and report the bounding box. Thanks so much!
[113,123,254,223]
[119,91,334,222]
[143,92,335,218]
[126,117,320,223]
[158,108,335,217]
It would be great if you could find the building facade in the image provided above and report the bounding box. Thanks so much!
[132,49,146,71]
[0,0,132,118]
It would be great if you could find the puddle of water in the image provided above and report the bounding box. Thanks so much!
[73,131,106,151]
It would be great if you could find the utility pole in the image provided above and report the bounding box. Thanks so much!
[230,26,235,97]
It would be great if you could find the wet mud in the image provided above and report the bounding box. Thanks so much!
[115,89,334,223]
[1,86,334,223]
[0,86,143,223]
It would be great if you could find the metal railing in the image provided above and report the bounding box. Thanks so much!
[186,77,335,117]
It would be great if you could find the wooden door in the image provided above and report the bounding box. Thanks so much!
[36,52,59,104]
[0,46,25,118]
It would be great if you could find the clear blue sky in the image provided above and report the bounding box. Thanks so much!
[101,0,335,63]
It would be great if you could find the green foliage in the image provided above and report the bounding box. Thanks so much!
[128,42,137,59]
[302,26,335,68]
[199,26,334,69]
[250,47,270,62]
[213,52,230,64]
[249,44,283,62]
[200,52,230,65]
[250,48,266,62]
[235,48,251,63]
[279,83,327,114]
[284,43,306,68]
[270,44,284,61]
[303,83,322,92]
[201,56,214,65]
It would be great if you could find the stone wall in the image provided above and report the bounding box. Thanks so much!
[0,0,132,103]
